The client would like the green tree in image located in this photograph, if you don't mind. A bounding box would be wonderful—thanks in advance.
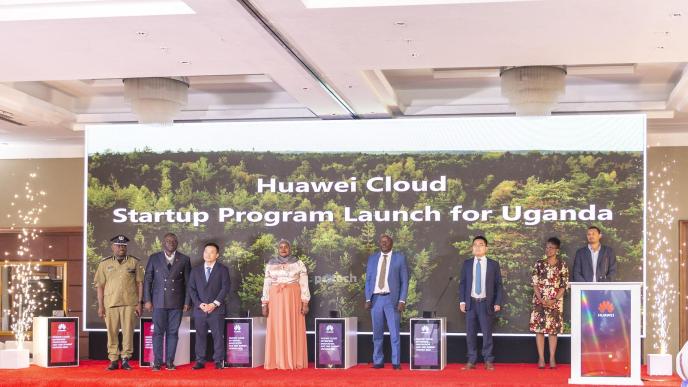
[86,149,642,333]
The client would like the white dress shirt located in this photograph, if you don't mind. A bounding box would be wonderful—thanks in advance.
[203,261,221,306]
[164,251,175,265]
[588,245,600,282]
[373,250,393,294]
[470,256,487,299]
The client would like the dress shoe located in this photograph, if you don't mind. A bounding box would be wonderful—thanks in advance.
[151,364,161,371]
[192,362,205,370]
[392,364,401,370]
[549,360,557,369]
[372,363,384,369]
[537,360,545,369]
[106,361,119,371]
[215,361,225,369]
[485,362,495,371]
[121,358,132,371]
[462,363,476,370]
[166,362,176,371]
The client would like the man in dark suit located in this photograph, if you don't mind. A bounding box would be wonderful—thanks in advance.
[365,234,409,370]
[572,225,617,282]
[188,242,230,370]
[458,235,504,371]
[143,233,191,371]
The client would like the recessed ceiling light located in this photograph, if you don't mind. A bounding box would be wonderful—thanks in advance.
[0,0,194,22]
[302,0,531,8]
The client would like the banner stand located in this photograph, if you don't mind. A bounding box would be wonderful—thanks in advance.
[410,317,446,371]
[569,282,642,385]
[33,317,79,368]
[225,317,266,368]
[315,317,357,369]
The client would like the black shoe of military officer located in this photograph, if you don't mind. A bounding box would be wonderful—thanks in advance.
[121,358,132,370]
[151,363,161,371]
[192,361,205,370]
[166,362,176,371]
[106,360,119,371]
[215,361,225,369]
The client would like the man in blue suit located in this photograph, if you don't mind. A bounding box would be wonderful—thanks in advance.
[143,233,192,371]
[188,242,230,370]
[572,225,617,282]
[365,234,409,370]
[458,235,504,371]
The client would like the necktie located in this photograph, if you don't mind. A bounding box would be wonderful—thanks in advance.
[378,254,389,290]
[167,262,172,270]
[205,266,211,282]
[475,259,482,295]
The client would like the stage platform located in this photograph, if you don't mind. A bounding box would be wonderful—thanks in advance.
[0,361,681,386]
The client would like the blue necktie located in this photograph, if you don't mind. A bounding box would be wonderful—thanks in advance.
[205,266,211,282]
[475,259,482,295]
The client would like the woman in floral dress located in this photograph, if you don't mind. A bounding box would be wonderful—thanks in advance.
[529,237,569,369]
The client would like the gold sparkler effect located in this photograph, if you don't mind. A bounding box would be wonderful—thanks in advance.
[647,159,678,355]
[8,263,42,348]
[5,171,50,350]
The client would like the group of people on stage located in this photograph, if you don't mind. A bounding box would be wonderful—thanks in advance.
[94,225,616,371]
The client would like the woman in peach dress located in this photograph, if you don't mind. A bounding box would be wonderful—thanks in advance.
[261,239,310,370]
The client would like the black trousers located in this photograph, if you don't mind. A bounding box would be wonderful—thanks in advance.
[193,311,225,363]
[465,300,495,363]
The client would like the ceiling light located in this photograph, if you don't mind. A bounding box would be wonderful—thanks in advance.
[123,77,189,125]
[0,1,194,22]
[302,0,531,8]
[500,66,566,116]
[433,67,500,79]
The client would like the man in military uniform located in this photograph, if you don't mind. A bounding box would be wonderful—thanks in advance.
[94,234,144,371]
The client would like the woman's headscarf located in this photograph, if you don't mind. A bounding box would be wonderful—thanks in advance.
[268,239,298,264]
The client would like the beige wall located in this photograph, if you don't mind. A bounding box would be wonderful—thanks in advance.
[0,158,84,228]
[647,147,688,358]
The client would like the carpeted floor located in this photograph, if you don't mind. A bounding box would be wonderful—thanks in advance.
[0,361,682,386]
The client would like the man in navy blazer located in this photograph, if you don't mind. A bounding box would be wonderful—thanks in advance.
[458,236,504,370]
[188,242,230,369]
[572,226,617,282]
[365,234,409,370]
[143,233,191,371]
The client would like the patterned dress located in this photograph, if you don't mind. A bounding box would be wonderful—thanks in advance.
[529,258,569,334]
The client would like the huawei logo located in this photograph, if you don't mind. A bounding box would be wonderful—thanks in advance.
[598,300,614,314]
[58,323,67,332]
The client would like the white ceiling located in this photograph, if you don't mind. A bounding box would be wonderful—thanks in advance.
[1,0,688,158]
